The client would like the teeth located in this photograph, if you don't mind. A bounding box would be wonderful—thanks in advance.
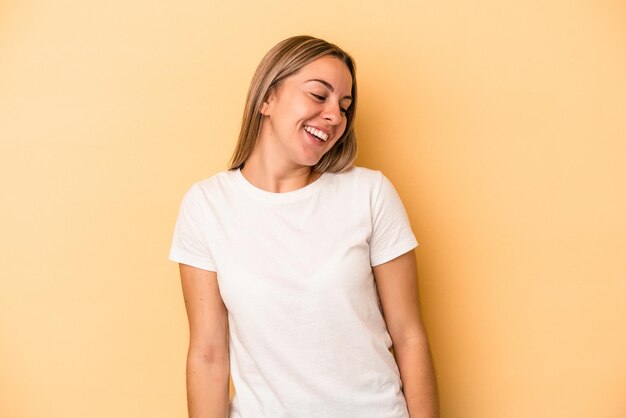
[304,126,329,141]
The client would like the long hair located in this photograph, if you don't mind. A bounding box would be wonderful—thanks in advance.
[229,35,358,173]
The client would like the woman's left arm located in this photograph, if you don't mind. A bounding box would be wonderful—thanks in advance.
[373,249,439,418]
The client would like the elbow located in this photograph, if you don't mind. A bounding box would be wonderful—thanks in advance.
[392,331,430,352]
[188,343,230,365]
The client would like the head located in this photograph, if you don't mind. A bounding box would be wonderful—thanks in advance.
[229,35,358,173]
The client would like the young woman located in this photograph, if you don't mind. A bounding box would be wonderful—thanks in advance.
[170,35,439,418]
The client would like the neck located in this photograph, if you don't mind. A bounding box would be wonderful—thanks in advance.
[241,149,320,193]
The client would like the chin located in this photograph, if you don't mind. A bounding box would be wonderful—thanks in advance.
[295,144,331,167]
[300,155,323,167]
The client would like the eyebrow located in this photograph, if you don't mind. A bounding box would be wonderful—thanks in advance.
[306,79,353,102]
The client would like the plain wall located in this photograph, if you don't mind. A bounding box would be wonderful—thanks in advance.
[1,1,625,417]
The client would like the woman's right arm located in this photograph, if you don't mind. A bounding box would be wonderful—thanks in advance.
[179,263,230,418]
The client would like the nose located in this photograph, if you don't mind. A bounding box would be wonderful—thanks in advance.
[322,101,343,125]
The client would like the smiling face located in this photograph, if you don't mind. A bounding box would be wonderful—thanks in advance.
[258,55,354,169]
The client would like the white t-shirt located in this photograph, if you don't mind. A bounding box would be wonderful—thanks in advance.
[169,166,418,418]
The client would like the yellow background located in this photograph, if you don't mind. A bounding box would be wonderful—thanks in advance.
[1,1,625,417]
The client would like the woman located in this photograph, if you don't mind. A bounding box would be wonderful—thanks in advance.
[170,35,439,418]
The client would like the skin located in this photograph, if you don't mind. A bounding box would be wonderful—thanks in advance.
[180,265,229,418]
[242,55,353,192]
[373,250,440,417]
[179,55,439,417]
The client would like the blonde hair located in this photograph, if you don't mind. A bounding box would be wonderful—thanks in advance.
[229,35,358,173]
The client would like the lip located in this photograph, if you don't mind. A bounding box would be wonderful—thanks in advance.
[304,125,331,137]
[304,124,331,141]
[302,126,329,146]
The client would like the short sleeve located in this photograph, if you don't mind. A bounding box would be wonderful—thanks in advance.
[369,173,418,266]
[169,184,217,271]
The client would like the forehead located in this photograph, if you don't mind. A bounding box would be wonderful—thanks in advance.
[289,56,353,94]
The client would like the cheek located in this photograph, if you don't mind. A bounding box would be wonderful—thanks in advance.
[328,123,348,148]
[337,119,349,137]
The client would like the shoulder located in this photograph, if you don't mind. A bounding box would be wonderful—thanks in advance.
[187,169,238,195]
[331,166,406,207]
[191,169,236,192]
[180,169,238,206]
[321,166,391,208]
[328,165,385,188]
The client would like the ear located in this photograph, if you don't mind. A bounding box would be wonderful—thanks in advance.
[260,88,276,116]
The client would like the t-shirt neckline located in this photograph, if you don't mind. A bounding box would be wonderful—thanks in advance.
[232,168,329,203]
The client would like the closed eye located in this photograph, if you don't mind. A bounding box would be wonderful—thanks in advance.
[310,93,349,116]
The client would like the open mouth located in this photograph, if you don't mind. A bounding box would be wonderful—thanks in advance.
[304,125,329,142]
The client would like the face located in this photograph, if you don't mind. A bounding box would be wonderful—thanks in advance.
[259,55,353,168]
